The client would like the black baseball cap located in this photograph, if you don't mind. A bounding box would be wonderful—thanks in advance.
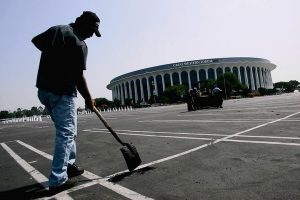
[79,11,101,37]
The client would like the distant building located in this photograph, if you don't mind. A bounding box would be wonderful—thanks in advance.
[107,57,276,104]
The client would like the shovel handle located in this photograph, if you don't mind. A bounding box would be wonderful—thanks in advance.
[93,107,125,146]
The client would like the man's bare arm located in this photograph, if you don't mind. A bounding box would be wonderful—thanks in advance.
[76,71,95,110]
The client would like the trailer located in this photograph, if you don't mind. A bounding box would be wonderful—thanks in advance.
[187,95,223,111]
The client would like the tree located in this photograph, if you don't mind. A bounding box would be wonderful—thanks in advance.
[199,79,216,91]
[216,72,244,97]
[124,98,133,106]
[30,106,39,115]
[42,107,49,115]
[163,85,187,103]
[38,106,44,114]
[113,98,122,107]
[14,108,23,118]
[23,109,33,117]
[273,81,299,92]
[159,95,170,104]
[258,87,268,96]
[1,106,48,119]
[148,95,156,104]
[0,111,9,119]
[95,98,113,108]
[289,80,299,90]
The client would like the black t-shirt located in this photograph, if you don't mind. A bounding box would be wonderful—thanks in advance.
[32,25,87,96]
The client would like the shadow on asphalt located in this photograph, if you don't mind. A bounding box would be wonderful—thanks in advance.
[0,183,49,200]
[108,166,156,183]
[0,167,156,199]
[180,107,216,113]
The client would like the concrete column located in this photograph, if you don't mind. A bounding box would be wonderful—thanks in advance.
[120,84,124,104]
[179,71,182,85]
[214,68,217,80]
[114,87,117,100]
[134,79,138,103]
[116,85,120,100]
[269,70,273,88]
[259,68,264,88]
[140,78,145,102]
[244,69,249,88]
[129,81,133,99]
[238,67,242,83]
[205,68,208,80]
[115,86,118,100]
[250,67,255,90]
[124,82,128,99]
[187,70,192,90]
[161,74,165,91]
[267,70,272,88]
[264,69,268,88]
[263,69,268,88]
[170,72,174,86]
[196,68,200,83]
[118,84,121,103]
[153,75,158,96]
[266,69,270,88]
[113,87,116,100]
[255,68,260,89]
[261,69,265,88]
[146,76,150,100]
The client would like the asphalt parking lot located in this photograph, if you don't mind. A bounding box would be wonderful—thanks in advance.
[1,92,300,200]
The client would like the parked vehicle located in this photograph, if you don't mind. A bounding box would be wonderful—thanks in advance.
[193,95,223,109]
[187,94,223,111]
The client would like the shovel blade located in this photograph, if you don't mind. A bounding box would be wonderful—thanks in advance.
[120,143,142,171]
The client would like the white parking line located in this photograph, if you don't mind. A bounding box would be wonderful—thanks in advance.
[220,104,300,111]
[139,119,269,123]
[0,143,73,200]
[86,128,227,137]
[85,128,300,140]
[84,130,214,141]
[224,139,300,146]
[178,113,300,117]
[105,111,300,178]
[39,181,99,200]
[139,119,300,123]
[16,140,154,200]
[0,143,49,188]
[6,111,298,199]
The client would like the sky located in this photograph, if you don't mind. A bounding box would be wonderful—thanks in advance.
[0,0,299,111]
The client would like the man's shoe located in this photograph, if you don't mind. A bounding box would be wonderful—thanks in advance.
[49,178,78,194]
[67,163,84,178]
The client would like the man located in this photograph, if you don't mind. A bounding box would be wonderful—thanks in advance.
[212,85,221,96]
[32,11,100,193]
[212,85,223,108]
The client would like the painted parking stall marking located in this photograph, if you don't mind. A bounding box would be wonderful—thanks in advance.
[0,140,153,200]
[98,111,300,179]
[15,140,154,200]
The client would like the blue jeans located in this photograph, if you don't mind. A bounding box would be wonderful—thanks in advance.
[38,89,77,187]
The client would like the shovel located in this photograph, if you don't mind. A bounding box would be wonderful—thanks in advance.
[93,107,142,171]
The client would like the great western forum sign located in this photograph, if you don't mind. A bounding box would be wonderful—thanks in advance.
[172,59,218,67]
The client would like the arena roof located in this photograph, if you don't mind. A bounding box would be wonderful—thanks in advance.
[109,57,275,84]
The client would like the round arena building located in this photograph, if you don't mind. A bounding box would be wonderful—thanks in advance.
[107,57,276,104]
